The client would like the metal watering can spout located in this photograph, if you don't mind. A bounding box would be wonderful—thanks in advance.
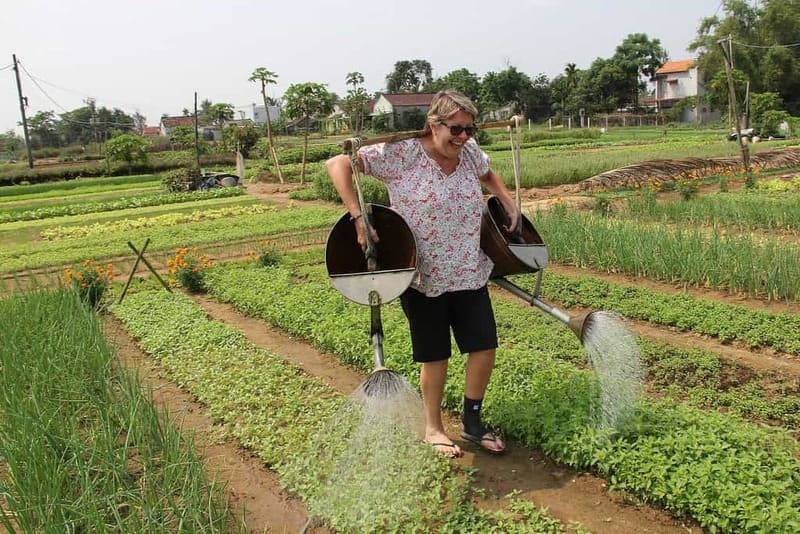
[491,277,597,346]
[568,311,596,344]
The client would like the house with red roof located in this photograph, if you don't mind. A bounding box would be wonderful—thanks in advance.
[159,115,195,137]
[141,126,162,137]
[372,93,436,130]
[647,59,721,123]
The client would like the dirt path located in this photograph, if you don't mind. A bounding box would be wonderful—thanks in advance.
[185,294,698,533]
[103,317,321,534]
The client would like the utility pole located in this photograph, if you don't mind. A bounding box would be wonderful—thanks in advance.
[718,35,751,178]
[12,54,34,169]
[194,91,200,170]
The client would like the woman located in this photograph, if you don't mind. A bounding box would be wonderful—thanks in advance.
[326,90,518,456]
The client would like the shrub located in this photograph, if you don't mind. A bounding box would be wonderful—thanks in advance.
[277,144,341,165]
[106,134,150,171]
[161,166,200,192]
[61,259,114,309]
[167,247,211,293]
[312,172,389,205]
[676,171,700,200]
[475,129,492,146]
[246,240,281,267]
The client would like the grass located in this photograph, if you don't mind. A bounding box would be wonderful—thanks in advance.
[0,288,234,531]
[623,188,800,233]
[0,203,340,273]
[0,195,261,248]
[531,204,800,301]
[0,174,161,202]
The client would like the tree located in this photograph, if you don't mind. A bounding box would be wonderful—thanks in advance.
[207,103,234,129]
[27,111,60,148]
[199,99,214,125]
[342,71,370,135]
[132,112,147,134]
[612,33,668,110]
[106,133,149,173]
[223,122,260,158]
[522,74,553,122]
[56,102,136,148]
[479,66,533,115]
[0,130,22,159]
[59,106,95,146]
[576,58,630,114]
[385,59,433,93]
[171,124,208,153]
[249,67,284,182]
[283,82,334,183]
[686,1,800,115]
[346,71,364,89]
[564,63,579,88]
[424,68,481,102]
[551,64,585,120]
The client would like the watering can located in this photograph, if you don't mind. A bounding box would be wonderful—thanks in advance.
[480,197,597,344]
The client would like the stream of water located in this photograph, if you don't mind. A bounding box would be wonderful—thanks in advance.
[582,311,644,430]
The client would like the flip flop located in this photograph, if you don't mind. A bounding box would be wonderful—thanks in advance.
[460,430,506,455]
[426,441,463,458]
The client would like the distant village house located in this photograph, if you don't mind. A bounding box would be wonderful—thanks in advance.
[372,93,436,130]
[648,59,721,124]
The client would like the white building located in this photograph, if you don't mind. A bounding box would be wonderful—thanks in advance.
[251,103,282,125]
[649,59,721,124]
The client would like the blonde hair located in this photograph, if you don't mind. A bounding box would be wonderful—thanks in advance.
[425,90,478,132]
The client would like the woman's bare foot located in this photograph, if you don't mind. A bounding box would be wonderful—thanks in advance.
[425,430,463,457]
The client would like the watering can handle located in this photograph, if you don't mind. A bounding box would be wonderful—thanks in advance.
[344,139,379,271]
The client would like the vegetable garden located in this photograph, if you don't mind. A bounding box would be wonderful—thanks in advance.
[2,126,800,532]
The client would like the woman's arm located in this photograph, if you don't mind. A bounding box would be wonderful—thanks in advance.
[325,153,377,248]
[326,154,363,220]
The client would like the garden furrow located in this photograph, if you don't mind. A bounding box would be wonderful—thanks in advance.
[102,315,314,533]
[111,289,582,532]
[198,261,800,532]
[189,293,692,534]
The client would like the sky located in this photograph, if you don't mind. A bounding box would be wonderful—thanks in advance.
[1,0,724,134]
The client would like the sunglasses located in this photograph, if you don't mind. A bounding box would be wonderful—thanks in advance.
[439,121,478,137]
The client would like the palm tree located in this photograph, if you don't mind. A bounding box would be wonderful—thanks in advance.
[564,63,579,88]
[346,71,364,90]
[249,67,283,183]
[344,71,368,134]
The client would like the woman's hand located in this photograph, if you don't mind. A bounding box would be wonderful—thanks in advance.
[353,215,380,252]
[500,198,519,234]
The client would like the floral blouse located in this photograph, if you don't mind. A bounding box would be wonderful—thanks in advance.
[359,138,493,297]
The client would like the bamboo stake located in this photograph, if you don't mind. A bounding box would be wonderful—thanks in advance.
[341,119,519,153]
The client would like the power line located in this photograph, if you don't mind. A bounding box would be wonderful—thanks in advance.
[15,59,143,128]
[16,60,136,129]
[17,60,70,113]
[732,39,800,49]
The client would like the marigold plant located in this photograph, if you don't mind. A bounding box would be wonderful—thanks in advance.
[245,240,281,267]
[62,259,114,308]
[676,171,699,201]
[167,246,211,293]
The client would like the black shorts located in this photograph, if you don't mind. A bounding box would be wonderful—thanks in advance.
[399,286,498,363]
